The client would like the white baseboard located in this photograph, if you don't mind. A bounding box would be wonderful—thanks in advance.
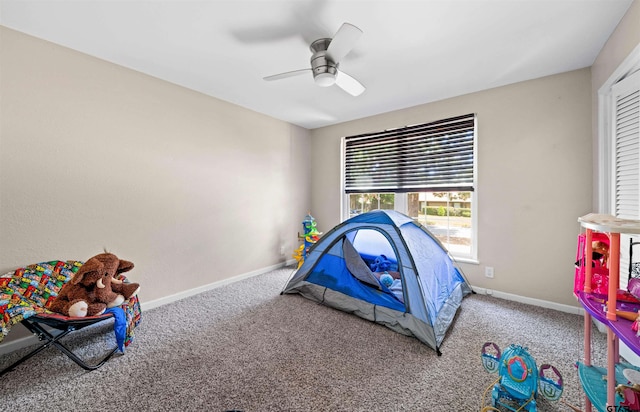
[0,260,296,356]
[0,334,41,357]
[470,286,583,316]
[140,260,294,311]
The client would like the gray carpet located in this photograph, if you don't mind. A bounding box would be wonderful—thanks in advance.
[0,267,607,411]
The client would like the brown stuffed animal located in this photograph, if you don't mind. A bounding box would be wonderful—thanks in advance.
[49,252,140,317]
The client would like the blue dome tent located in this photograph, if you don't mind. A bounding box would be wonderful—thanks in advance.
[282,210,473,355]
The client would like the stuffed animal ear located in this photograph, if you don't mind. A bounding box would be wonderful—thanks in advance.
[117,260,134,274]
[72,260,103,284]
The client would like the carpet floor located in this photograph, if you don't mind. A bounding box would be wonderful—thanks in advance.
[0,267,609,411]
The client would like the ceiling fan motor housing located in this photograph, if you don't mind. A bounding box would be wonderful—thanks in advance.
[262,23,364,96]
[310,39,337,86]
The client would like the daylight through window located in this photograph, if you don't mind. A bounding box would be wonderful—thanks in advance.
[343,114,476,259]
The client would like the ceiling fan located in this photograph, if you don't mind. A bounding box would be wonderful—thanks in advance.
[263,23,365,97]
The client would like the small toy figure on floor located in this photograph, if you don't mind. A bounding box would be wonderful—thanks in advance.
[480,342,563,412]
[301,213,322,252]
[293,213,322,269]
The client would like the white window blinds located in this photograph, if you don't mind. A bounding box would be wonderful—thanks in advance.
[613,69,640,285]
[614,70,640,219]
[344,113,476,194]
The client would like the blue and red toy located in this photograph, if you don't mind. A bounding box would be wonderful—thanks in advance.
[481,342,563,411]
[293,213,322,269]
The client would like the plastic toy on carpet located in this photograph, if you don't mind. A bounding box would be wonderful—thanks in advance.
[292,213,322,268]
[480,342,563,411]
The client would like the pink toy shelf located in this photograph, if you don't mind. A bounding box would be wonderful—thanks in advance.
[575,213,640,412]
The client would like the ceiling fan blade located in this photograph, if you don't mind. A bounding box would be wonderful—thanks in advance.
[263,69,311,81]
[335,70,365,96]
[326,23,362,63]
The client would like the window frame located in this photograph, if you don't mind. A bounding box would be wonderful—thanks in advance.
[597,44,640,288]
[340,115,478,262]
[612,69,640,219]
[598,43,640,214]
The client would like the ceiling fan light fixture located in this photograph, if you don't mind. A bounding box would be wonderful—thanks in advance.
[264,22,365,96]
[314,72,335,87]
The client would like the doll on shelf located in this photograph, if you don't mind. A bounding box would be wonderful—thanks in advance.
[612,309,640,334]
[616,384,640,412]
[592,240,610,268]
[622,310,640,336]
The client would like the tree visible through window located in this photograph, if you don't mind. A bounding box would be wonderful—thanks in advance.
[408,191,472,256]
[348,193,394,217]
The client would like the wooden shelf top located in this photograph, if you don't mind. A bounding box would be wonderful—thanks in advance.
[578,213,640,234]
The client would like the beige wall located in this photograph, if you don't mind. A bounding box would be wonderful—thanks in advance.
[0,27,311,341]
[310,68,593,306]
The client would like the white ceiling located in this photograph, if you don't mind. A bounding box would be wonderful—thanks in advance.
[0,0,634,129]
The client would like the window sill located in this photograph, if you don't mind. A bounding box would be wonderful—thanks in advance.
[452,257,479,265]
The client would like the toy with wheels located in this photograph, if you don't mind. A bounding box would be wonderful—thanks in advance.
[480,342,563,412]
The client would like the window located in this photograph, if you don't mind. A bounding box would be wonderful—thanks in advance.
[612,69,640,282]
[348,193,394,217]
[408,191,473,256]
[598,43,640,288]
[613,69,640,220]
[342,114,477,260]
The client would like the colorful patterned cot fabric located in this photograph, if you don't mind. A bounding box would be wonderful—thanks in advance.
[0,260,141,347]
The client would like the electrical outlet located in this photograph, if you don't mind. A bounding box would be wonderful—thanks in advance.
[280,245,286,256]
[485,266,494,278]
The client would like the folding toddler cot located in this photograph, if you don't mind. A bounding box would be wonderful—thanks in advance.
[0,260,141,376]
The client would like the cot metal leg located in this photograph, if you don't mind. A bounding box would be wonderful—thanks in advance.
[0,327,73,377]
[0,319,118,377]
